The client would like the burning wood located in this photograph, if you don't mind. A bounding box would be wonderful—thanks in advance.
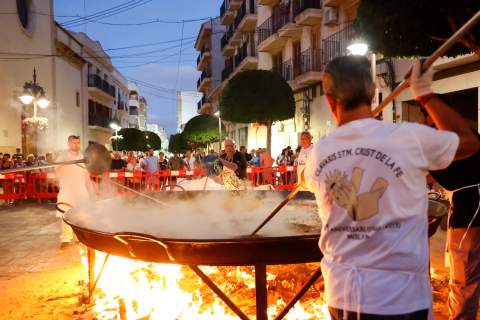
[79,249,330,320]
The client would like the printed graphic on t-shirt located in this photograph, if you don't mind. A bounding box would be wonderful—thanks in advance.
[325,167,389,221]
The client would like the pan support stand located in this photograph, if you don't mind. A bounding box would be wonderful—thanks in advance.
[87,247,110,303]
[189,263,323,320]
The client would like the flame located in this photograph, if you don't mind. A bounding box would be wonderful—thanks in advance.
[81,248,330,319]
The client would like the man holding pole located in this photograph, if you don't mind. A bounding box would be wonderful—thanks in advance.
[302,56,478,319]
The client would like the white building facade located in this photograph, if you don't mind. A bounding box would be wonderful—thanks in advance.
[0,0,89,154]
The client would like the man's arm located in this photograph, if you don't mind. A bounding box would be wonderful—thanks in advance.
[219,158,238,171]
[410,61,479,160]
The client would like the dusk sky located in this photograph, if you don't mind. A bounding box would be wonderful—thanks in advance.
[54,0,223,134]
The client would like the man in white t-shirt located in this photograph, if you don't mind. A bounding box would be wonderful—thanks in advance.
[297,131,313,180]
[302,56,478,319]
[55,135,94,247]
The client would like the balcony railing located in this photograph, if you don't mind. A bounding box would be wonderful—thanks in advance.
[88,74,115,97]
[129,106,139,116]
[222,64,234,81]
[197,46,211,65]
[197,70,212,88]
[88,100,111,128]
[293,0,322,16]
[197,96,209,111]
[234,0,256,29]
[234,38,257,67]
[299,48,322,74]
[321,24,355,67]
[257,4,293,44]
[221,25,235,50]
[272,59,293,81]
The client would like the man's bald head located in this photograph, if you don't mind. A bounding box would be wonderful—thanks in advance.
[224,138,236,156]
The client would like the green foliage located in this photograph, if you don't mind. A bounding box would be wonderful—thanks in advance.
[355,0,480,58]
[168,133,189,153]
[143,131,162,150]
[220,70,295,124]
[182,114,226,144]
[115,128,143,151]
[114,128,161,151]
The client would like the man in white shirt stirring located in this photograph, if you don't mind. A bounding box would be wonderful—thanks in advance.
[302,56,478,319]
[56,135,94,248]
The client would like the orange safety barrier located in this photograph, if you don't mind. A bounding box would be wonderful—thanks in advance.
[0,173,27,200]
[27,172,59,199]
[0,166,298,201]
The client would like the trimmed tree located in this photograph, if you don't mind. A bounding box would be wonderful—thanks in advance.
[143,131,162,150]
[114,128,161,151]
[355,0,480,57]
[168,133,189,153]
[220,70,295,153]
[115,128,144,151]
[182,114,226,146]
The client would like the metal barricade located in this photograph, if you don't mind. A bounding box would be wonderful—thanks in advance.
[0,173,27,200]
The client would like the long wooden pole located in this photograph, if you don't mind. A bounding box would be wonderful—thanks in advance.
[372,10,480,117]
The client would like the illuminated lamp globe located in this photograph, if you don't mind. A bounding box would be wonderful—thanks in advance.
[37,96,50,109]
[19,90,34,105]
[347,42,369,56]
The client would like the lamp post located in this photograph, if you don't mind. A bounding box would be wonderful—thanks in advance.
[214,110,222,151]
[19,68,50,118]
[18,68,50,155]
[109,121,121,151]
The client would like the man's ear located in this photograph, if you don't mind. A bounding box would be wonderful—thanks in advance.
[326,94,338,120]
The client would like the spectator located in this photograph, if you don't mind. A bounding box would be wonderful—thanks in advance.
[184,150,196,170]
[167,153,187,189]
[240,146,252,162]
[203,150,218,176]
[142,149,159,191]
[158,152,168,171]
[111,152,126,171]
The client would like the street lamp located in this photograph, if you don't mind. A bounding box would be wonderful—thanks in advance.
[110,120,121,151]
[18,68,50,118]
[347,40,378,108]
[214,110,222,151]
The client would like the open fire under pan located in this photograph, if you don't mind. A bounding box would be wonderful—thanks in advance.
[65,191,324,320]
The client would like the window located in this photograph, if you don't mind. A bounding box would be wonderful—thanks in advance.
[16,0,30,30]
[76,91,80,107]
[238,127,248,147]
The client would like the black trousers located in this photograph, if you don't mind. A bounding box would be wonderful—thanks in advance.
[329,307,429,320]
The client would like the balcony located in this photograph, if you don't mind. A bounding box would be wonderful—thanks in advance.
[196,46,211,71]
[220,0,235,25]
[222,64,234,82]
[296,48,323,87]
[321,24,355,67]
[294,0,323,26]
[197,70,212,92]
[257,6,301,52]
[233,39,258,73]
[88,100,112,129]
[197,96,212,114]
[129,99,139,108]
[194,25,212,50]
[233,0,257,33]
[88,74,115,100]
[221,26,238,56]
[272,58,293,81]
[258,0,279,6]
[226,0,243,11]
